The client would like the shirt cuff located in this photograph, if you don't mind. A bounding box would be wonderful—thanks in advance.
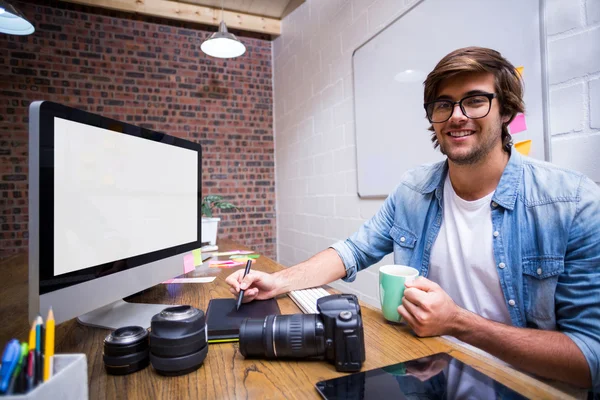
[563,331,599,392]
[329,239,359,282]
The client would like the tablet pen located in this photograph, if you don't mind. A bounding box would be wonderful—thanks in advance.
[236,260,253,311]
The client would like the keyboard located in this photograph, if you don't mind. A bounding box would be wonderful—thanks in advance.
[288,287,331,314]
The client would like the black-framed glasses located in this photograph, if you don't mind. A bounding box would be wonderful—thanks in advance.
[424,93,497,123]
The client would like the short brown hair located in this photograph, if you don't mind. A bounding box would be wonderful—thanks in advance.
[423,47,525,152]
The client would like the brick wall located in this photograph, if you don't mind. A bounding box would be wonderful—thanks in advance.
[0,1,276,259]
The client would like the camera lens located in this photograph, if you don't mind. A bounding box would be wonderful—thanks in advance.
[239,314,326,359]
[149,305,208,376]
[103,326,150,375]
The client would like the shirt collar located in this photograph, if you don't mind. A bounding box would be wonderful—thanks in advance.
[423,150,523,210]
[492,150,523,210]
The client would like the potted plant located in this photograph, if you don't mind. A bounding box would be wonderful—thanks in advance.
[201,195,238,245]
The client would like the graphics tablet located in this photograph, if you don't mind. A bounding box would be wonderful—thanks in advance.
[205,298,280,343]
[315,352,527,399]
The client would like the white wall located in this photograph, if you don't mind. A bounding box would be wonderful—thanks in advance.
[273,0,600,308]
[547,0,600,182]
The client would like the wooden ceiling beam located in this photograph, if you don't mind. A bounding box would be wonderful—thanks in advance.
[61,0,281,36]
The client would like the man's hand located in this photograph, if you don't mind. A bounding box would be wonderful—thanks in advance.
[225,270,281,303]
[404,355,449,381]
[397,277,462,337]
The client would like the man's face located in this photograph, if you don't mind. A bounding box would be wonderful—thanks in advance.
[432,72,508,165]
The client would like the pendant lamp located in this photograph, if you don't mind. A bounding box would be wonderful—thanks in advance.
[200,0,246,59]
[0,0,35,35]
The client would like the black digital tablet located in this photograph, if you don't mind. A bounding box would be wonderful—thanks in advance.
[205,298,280,343]
[315,352,527,399]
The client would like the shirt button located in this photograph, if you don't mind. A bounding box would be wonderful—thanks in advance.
[493,231,500,237]
[508,299,516,306]
[400,237,406,242]
[498,262,506,269]
[537,268,542,275]
[491,201,498,208]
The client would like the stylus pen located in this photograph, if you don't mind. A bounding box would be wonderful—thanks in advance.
[236,260,253,311]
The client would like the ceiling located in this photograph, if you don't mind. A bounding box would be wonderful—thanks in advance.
[60,0,305,36]
[182,0,303,19]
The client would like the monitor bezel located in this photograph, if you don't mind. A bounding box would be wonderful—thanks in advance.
[30,101,202,296]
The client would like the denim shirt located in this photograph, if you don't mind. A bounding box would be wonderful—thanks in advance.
[331,151,600,391]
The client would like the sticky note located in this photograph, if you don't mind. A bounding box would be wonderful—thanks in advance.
[208,260,245,268]
[192,249,202,266]
[509,113,527,134]
[165,277,216,283]
[514,139,532,156]
[212,250,253,257]
[230,254,260,259]
[516,66,524,79]
[184,253,195,273]
[227,257,257,264]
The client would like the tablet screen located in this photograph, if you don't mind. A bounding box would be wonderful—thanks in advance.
[315,352,527,399]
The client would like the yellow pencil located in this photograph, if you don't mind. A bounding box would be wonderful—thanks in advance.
[28,319,36,351]
[43,308,55,381]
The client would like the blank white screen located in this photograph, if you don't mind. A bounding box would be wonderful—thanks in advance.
[53,117,198,276]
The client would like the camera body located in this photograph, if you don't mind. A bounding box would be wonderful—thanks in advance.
[239,293,365,372]
[317,294,365,372]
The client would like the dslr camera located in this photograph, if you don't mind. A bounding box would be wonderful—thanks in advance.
[239,294,365,372]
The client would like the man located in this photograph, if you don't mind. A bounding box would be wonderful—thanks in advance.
[226,47,600,391]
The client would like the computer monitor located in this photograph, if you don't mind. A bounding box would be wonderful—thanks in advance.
[28,101,202,330]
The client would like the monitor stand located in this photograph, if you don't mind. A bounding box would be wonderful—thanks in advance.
[77,299,169,330]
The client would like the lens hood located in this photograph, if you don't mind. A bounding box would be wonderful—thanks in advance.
[149,305,209,376]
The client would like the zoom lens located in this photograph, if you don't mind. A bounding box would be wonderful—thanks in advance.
[149,305,208,376]
[239,314,326,359]
[103,326,150,375]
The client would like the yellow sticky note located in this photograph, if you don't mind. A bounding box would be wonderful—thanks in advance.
[192,249,202,266]
[515,66,524,79]
[514,140,532,156]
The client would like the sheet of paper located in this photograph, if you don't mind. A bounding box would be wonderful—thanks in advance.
[509,113,527,134]
[162,277,216,284]
[183,253,195,273]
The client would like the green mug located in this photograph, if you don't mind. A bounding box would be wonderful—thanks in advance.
[379,265,419,322]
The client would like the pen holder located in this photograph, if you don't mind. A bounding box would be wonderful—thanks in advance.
[6,354,88,400]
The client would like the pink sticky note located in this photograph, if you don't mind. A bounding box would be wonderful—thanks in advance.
[509,113,527,134]
[183,253,195,273]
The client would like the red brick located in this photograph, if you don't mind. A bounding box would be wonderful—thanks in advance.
[0,0,276,259]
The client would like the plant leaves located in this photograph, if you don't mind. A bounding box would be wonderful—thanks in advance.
[214,202,236,209]
[201,204,212,218]
[203,195,224,203]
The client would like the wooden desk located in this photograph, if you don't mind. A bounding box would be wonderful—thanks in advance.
[0,240,583,399]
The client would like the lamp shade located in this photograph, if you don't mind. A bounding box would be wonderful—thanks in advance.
[201,21,246,59]
[0,0,34,35]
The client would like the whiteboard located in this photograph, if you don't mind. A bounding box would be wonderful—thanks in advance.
[353,0,550,198]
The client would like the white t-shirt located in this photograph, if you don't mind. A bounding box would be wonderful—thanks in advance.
[428,175,511,399]
[429,174,511,325]
[428,175,512,398]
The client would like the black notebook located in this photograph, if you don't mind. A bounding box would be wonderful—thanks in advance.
[205,298,280,343]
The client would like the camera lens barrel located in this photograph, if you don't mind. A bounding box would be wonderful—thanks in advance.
[149,305,208,376]
[103,326,150,375]
[239,314,325,359]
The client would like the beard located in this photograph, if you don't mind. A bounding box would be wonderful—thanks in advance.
[438,120,504,165]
